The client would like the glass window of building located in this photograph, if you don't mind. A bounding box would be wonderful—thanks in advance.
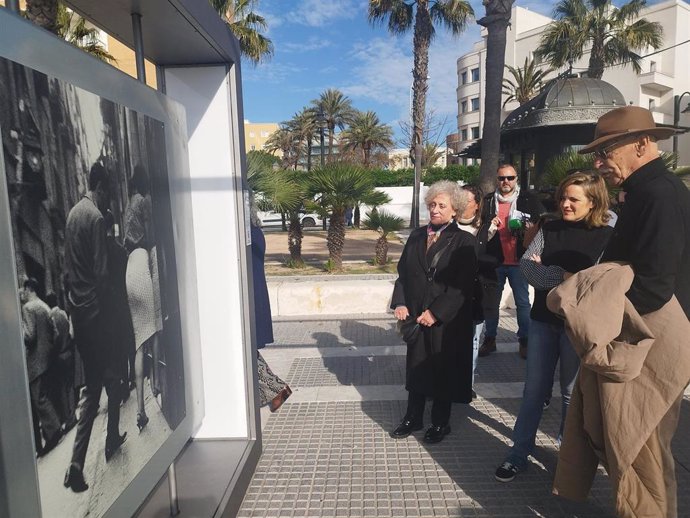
[461,129,468,141]
[260,130,270,137]
[471,97,480,111]
[471,126,479,139]
[471,68,479,82]
[461,100,467,113]
[461,71,467,84]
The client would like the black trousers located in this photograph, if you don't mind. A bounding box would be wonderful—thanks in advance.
[405,391,451,426]
[69,311,121,470]
[29,373,61,449]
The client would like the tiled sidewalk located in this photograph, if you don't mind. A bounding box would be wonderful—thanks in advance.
[239,312,690,518]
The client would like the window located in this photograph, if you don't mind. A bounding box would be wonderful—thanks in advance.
[461,100,467,113]
[249,131,256,138]
[471,68,480,82]
[471,97,480,111]
[650,61,657,72]
[260,130,270,137]
[251,145,256,150]
[461,71,468,85]
[461,129,468,141]
[649,98,656,110]
[471,126,480,139]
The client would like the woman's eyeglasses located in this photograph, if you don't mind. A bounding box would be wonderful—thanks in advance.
[497,175,516,181]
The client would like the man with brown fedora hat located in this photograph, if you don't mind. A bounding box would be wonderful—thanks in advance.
[567,105,690,517]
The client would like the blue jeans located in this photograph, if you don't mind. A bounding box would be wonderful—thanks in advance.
[506,319,580,468]
[472,322,483,386]
[484,265,530,340]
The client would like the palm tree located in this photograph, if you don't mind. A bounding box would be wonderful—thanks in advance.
[286,108,319,171]
[56,5,115,62]
[210,0,274,65]
[264,126,300,169]
[311,89,355,163]
[535,0,663,80]
[339,110,394,167]
[502,57,552,107]
[478,0,516,197]
[362,209,404,265]
[421,143,445,168]
[369,0,473,228]
[306,164,391,270]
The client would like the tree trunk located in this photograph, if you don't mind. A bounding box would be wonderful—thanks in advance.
[26,0,59,34]
[327,210,346,270]
[375,236,388,265]
[587,33,605,79]
[478,1,514,196]
[328,123,335,163]
[354,204,360,228]
[411,1,431,229]
[287,213,304,267]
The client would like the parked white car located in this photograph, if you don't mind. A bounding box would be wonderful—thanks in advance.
[258,210,323,228]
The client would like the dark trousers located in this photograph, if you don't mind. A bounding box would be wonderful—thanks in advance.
[405,391,451,426]
[29,373,61,449]
[70,312,121,470]
[55,353,76,426]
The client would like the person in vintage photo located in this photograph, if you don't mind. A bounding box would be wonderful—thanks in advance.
[63,163,127,493]
[21,278,62,457]
[124,164,162,432]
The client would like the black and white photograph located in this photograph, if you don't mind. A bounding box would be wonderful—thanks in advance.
[0,55,186,518]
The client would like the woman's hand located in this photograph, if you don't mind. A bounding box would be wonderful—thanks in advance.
[394,306,409,321]
[416,309,437,327]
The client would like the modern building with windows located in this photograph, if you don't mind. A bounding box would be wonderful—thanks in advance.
[455,0,690,167]
[244,120,280,154]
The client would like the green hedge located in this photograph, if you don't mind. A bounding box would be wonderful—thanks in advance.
[368,164,480,187]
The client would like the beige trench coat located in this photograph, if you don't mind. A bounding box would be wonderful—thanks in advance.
[546,262,690,518]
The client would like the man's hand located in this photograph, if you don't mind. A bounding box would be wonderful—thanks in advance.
[416,309,437,327]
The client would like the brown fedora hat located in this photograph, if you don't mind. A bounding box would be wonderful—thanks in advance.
[579,105,680,154]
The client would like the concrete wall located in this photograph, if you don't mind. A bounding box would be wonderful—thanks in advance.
[267,275,531,317]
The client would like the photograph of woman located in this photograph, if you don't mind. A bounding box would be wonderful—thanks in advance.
[124,165,162,433]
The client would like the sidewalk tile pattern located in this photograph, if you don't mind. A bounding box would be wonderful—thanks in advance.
[239,315,690,518]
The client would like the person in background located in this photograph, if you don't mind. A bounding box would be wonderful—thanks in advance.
[45,292,77,432]
[479,165,545,359]
[494,172,612,483]
[22,278,62,456]
[249,189,292,412]
[390,180,477,444]
[457,185,498,394]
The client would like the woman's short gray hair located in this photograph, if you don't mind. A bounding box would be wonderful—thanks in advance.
[424,180,466,215]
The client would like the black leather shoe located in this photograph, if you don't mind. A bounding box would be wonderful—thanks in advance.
[41,430,62,456]
[64,463,89,492]
[423,424,451,444]
[105,432,127,462]
[390,419,423,439]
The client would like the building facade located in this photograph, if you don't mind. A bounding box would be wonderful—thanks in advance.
[456,0,690,166]
[244,120,280,154]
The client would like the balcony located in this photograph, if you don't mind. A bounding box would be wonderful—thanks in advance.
[638,71,674,94]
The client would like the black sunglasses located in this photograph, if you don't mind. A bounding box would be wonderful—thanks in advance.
[497,175,516,181]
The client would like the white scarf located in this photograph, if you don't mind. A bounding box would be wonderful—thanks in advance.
[494,184,520,218]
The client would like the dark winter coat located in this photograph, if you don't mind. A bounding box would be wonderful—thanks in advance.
[601,158,690,318]
[251,224,274,349]
[391,224,477,403]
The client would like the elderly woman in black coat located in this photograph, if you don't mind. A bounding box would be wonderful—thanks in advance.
[391,180,478,443]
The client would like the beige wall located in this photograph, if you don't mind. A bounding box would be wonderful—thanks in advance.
[244,121,279,155]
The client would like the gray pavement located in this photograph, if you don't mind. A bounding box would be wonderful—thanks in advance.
[239,311,690,518]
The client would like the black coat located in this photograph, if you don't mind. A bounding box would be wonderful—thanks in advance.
[481,190,546,264]
[391,225,477,403]
[602,158,690,318]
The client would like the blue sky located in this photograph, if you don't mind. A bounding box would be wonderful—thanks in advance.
[240,0,558,144]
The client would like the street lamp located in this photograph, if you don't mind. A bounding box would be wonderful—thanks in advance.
[316,106,327,168]
[673,91,690,169]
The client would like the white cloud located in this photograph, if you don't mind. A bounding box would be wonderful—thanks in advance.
[287,0,363,27]
[281,37,334,53]
[244,61,304,84]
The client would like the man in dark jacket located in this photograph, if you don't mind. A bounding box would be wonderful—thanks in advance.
[579,104,690,518]
[581,105,690,318]
[478,165,545,359]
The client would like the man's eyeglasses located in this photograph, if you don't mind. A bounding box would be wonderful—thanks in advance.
[592,135,643,160]
[497,175,516,181]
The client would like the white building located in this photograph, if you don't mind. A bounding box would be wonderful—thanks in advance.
[387,147,448,170]
[456,0,690,166]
